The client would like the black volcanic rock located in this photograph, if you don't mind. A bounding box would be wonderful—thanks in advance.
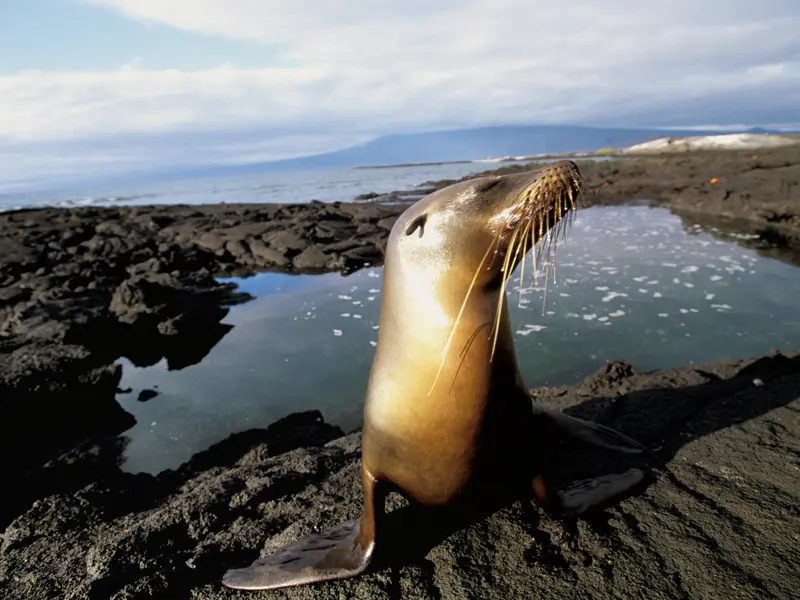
[1,354,798,599]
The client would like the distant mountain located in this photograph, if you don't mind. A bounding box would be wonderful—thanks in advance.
[100,124,796,188]
[179,124,783,178]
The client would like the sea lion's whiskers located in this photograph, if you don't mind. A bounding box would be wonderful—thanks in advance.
[428,236,500,395]
[539,209,555,314]
[553,195,566,284]
[540,198,578,314]
[548,225,559,285]
[517,220,530,307]
[550,216,562,285]
[490,220,525,360]
[560,198,573,244]
[541,231,552,316]
[450,321,492,393]
[490,184,540,360]
[530,224,538,287]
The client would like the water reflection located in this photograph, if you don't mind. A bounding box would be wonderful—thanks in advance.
[116,205,800,474]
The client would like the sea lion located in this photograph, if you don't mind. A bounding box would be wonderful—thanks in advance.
[222,160,645,591]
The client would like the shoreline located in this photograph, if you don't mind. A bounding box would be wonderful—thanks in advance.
[1,144,799,598]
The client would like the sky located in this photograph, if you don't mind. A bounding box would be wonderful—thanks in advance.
[0,0,799,189]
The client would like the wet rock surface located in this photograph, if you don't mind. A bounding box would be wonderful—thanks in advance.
[1,353,798,599]
[1,145,799,598]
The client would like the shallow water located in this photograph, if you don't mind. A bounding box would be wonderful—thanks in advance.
[116,205,800,474]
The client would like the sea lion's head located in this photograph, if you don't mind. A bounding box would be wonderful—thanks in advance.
[388,160,584,291]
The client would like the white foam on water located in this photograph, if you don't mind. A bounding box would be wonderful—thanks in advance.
[516,324,547,336]
[602,292,628,302]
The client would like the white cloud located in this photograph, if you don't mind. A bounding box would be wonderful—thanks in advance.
[1,0,799,184]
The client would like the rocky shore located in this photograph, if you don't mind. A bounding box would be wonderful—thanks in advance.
[2,353,798,599]
[0,199,408,526]
[1,144,799,599]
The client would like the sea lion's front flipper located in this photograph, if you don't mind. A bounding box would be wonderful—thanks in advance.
[221,518,373,591]
[533,469,644,517]
[532,404,644,453]
[222,469,384,591]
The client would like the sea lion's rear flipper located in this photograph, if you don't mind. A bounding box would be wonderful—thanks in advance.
[533,469,644,516]
[532,405,644,453]
[557,469,644,515]
[221,518,374,591]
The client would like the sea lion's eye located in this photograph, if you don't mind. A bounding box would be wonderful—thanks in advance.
[405,214,427,238]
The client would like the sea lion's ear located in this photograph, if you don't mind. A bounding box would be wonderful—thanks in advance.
[476,178,502,193]
[405,214,427,238]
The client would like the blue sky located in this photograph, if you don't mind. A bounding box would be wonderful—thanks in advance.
[0,0,284,72]
[0,0,798,189]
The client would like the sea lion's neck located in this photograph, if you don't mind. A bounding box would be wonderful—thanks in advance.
[365,260,525,412]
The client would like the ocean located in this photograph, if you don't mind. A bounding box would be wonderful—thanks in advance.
[0,160,525,212]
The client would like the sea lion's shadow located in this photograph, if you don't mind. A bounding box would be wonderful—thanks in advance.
[367,351,800,573]
[553,352,800,489]
[369,490,523,571]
